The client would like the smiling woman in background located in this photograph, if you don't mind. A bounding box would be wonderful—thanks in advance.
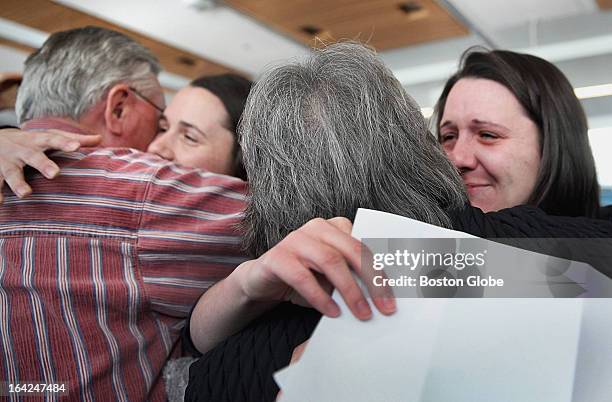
[435,49,601,218]
[148,73,251,180]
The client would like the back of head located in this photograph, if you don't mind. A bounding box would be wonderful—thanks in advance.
[240,41,467,257]
[435,48,600,217]
[16,26,161,124]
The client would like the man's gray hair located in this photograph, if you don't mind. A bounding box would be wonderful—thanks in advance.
[16,26,161,123]
[239,41,468,257]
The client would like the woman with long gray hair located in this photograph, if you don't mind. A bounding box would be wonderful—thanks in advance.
[184,42,612,402]
[240,41,467,258]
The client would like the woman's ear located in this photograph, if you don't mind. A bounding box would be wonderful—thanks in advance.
[104,84,131,137]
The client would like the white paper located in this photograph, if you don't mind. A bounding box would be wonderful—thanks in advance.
[276,208,590,402]
[350,208,475,240]
[571,299,612,402]
[277,299,447,401]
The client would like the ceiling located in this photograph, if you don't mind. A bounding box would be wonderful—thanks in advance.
[46,1,612,111]
[0,0,237,85]
[225,0,468,50]
[0,0,611,184]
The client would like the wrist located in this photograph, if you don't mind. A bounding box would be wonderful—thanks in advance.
[231,259,279,312]
[230,260,255,304]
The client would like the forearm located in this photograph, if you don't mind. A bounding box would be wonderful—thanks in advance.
[189,260,277,354]
[189,217,397,354]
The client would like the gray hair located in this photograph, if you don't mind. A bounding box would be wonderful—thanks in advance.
[16,26,161,123]
[239,41,468,257]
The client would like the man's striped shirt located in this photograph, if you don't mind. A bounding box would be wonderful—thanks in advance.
[0,128,248,401]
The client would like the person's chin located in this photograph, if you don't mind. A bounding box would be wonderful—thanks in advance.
[467,188,497,212]
[466,184,492,197]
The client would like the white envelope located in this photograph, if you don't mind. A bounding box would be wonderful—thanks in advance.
[276,208,606,402]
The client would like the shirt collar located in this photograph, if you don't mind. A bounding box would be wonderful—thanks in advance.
[21,117,98,135]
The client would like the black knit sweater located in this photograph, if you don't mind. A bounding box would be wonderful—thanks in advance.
[184,205,612,402]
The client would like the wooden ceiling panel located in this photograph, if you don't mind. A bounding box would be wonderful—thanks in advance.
[597,0,612,9]
[0,0,240,80]
[226,0,469,51]
[0,37,34,54]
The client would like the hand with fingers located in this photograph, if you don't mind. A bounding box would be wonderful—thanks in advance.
[0,128,102,203]
[235,217,397,321]
[189,216,397,354]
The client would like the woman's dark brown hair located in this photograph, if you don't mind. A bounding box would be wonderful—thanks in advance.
[435,48,600,217]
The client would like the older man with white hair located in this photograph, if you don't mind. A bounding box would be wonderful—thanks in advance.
[0,26,249,401]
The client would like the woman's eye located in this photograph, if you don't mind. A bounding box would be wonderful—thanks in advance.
[440,132,456,143]
[157,119,169,133]
[183,131,199,143]
[479,131,497,140]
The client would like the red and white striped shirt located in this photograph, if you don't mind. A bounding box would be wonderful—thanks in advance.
[0,120,248,401]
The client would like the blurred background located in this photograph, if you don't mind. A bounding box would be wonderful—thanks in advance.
[0,0,610,202]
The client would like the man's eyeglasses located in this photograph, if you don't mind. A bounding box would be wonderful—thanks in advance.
[129,86,165,114]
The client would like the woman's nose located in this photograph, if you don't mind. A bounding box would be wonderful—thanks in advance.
[147,133,175,161]
[448,134,477,171]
